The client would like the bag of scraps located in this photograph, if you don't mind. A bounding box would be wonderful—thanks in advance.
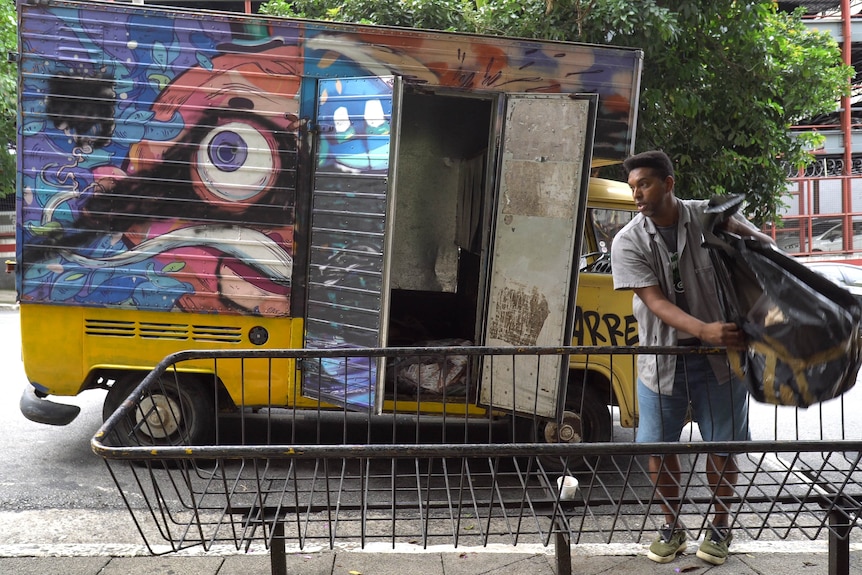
[702,195,862,407]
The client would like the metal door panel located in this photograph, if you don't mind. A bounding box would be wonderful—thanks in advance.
[480,94,597,418]
[303,76,401,413]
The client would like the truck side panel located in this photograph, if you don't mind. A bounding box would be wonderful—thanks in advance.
[18,5,299,316]
[16,0,642,407]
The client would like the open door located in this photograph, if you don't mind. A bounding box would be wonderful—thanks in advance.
[479,94,597,419]
[302,76,402,413]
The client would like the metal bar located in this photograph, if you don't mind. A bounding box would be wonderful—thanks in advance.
[271,521,287,575]
[554,528,571,575]
[829,508,851,575]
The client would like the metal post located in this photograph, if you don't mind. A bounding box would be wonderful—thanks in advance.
[554,526,572,575]
[828,509,851,575]
[271,521,287,575]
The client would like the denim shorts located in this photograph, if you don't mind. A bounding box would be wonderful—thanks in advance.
[636,353,750,444]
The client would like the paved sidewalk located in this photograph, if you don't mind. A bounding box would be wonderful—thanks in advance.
[0,542,860,575]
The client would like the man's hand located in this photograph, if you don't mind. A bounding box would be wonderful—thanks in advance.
[699,322,747,350]
[634,286,749,350]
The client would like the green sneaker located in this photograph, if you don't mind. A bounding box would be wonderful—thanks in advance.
[696,526,733,565]
[647,524,687,563]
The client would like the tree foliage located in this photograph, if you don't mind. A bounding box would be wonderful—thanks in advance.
[261,0,852,224]
[595,1,852,225]
[0,0,15,198]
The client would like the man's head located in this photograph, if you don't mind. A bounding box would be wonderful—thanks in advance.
[624,150,677,226]
[622,150,674,180]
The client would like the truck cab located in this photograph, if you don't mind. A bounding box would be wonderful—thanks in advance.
[566,177,638,442]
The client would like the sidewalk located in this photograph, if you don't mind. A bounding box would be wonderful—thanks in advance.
[0,543,858,575]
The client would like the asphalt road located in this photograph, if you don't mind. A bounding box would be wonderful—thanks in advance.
[0,309,144,552]
[0,309,111,510]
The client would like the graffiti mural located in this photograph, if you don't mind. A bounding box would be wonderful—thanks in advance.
[19,5,639,319]
[19,10,299,315]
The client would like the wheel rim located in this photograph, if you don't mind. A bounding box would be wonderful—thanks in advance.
[135,394,182,439]
[543,410,584,444]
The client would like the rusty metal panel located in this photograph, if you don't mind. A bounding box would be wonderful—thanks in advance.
[480,94,596,418]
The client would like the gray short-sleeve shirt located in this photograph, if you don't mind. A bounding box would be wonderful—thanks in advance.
[610,199,755,394]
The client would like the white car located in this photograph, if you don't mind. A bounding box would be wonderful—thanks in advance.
[811,222,862,252]
[803,261,862,300]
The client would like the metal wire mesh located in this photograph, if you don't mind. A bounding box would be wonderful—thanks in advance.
[91,346,862,568]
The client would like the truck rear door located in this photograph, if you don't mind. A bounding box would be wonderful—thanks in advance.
[479,93,597,419]
[302,75,401,412]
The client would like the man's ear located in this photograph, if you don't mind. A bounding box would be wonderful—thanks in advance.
[664,175,675,193]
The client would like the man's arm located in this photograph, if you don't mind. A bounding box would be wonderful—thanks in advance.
[723,217,776,246]
[634,285,747,350]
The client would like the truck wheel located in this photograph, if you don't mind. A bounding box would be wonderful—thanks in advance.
[102,373,216,447]
[514,384,612,472]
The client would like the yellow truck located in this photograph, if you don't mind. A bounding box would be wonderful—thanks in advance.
[15,0,639,447]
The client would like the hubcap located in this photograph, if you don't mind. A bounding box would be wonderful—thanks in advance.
[544,409,584,444]
[135,394,181,439]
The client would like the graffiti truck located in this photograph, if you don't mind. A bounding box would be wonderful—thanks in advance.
[15,0,642,448]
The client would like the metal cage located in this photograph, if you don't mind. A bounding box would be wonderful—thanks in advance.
[91,346,862,575]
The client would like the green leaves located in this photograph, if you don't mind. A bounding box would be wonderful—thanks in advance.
[218,0,855,225]
[0,0,15,199]
[261,0,477,31]
[599,2,851,224]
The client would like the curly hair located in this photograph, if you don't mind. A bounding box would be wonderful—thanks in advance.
[622,150,674,180]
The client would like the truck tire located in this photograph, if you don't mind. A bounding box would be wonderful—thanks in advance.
[102,373,216,448]
[514,383,612,472]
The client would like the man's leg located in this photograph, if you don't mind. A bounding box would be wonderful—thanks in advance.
[637,376,688,563]
[650,453,682,526]
[688,361,749,566]
[696,453,738,565]
[706,452,738,529]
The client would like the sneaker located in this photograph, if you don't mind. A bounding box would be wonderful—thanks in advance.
[647,524,687,563]
[696,525,733,565]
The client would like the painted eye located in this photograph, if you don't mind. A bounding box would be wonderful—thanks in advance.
[333,106,352,133]
[208,130,248,172]
[194,121,278,203]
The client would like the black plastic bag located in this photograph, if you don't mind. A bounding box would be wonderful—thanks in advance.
[702,195,862,407]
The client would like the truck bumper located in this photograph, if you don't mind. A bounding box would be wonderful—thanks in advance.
[19,385,81,426]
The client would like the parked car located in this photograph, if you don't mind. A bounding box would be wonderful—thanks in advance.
[767,218,840,253]
[803,261,862,301]
[811,221,862,252]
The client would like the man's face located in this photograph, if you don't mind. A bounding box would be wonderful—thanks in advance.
[627,167,673,222]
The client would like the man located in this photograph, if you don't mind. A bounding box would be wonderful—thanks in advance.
[610,150,774,565]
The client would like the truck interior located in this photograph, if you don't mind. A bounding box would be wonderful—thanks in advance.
[387,89,495,350]
[382,89,496,399]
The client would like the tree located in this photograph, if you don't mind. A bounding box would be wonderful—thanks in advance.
[260,0,851,224]
[582,1,852,226]
[0,0,15,200]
